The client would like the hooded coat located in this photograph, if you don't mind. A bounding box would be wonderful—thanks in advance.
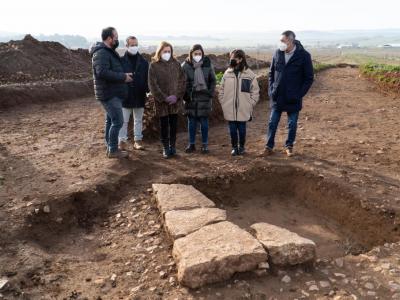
[268,40,314,112]
[90,42,128,102]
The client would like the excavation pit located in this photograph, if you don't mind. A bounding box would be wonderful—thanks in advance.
[157,165,400,287]
[180,165,399,260]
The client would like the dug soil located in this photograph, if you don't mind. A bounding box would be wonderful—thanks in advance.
[1,67,400,299]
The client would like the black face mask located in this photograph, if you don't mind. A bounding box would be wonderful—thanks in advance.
[112,39,119,50]
[229,59,237,68]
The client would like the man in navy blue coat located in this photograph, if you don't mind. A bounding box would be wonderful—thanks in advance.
[265,30,314,157]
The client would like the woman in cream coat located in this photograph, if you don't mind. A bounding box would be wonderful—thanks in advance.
[219,49,260,156]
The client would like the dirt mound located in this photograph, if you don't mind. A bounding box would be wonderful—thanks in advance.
[0,34,91,84]
[0,80,93,110]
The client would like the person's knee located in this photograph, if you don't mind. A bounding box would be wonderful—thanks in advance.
[288,118,298,129]
[269,119,278,129]
[114,116,123,129]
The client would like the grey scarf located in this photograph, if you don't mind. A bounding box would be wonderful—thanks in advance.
[193,60,207,91]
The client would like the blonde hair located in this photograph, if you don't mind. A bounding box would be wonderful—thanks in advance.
[152,41,174,62]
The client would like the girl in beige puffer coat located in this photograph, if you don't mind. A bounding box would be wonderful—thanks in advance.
[219,49,260,156]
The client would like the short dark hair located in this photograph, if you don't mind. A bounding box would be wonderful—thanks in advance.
[101,27,116,41]
[188,44,205,63]
[126,36,137,45]
[230,49,248,71]
[282,30,296,41]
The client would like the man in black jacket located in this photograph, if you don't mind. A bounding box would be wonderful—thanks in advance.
[118,36,149,151]
[265,30,314,157]
[90,27,132,159]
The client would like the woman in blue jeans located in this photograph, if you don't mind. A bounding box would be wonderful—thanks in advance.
[181,44,217,154]
[219,49,260,156]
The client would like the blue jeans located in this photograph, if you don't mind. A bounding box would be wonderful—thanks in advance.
[188,116,209,145]
[228,121,246,148]
[266,108,299,149]
[101,97,124,153]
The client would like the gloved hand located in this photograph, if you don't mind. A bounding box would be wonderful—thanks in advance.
[165,95,177,105]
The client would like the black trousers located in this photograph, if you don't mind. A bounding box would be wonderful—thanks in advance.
[228,121,246,148]
[160,114,178,147]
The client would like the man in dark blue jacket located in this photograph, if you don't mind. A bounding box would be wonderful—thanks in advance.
[90,27,132,159]
[265,30,314,157]
[118,36,149,151]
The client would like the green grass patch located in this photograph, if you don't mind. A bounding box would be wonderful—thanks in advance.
[215,72,224,85]
[313,61,335,73]
[360,62,400,92]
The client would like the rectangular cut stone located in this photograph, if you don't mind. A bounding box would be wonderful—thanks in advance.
[250,223,316,266]
[152,184,215,215]
[173,221,268,288]
[164,207,226,239]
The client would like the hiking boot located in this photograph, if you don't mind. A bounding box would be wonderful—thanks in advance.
[201,144,209,154]
[231,147,239,156]
[119,140,128,151]
[133,141,145,150]
[107,150,129,159]
[185,144,196,153]
[285,147,294,157]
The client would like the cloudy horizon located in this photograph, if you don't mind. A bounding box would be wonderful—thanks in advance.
[2,0,400,39]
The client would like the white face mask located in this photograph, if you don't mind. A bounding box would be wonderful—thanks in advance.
[161,52,171,61]
[128,46,139,55]
[193,55,202,63]
[279,42,288,52]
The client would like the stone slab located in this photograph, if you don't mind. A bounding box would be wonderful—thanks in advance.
[173,221,268,288]
[152,184,215,215]
[164,207,227,239]
[251,222,316,266]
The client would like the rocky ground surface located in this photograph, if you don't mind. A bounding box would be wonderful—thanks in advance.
[0,67,400,299]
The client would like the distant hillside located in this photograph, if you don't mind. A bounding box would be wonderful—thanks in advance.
[1,29,400,48]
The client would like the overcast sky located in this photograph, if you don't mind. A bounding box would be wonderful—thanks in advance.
[2,0,400,38]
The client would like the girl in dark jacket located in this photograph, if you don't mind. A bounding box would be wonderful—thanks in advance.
[181,44,216,154]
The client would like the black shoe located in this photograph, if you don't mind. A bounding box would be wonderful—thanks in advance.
[163,147,171,159]
[231,147,239,156]
[169,146,177,156]
[238,146,245,155]
[185,144,196,153]
[201,144,209,154]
